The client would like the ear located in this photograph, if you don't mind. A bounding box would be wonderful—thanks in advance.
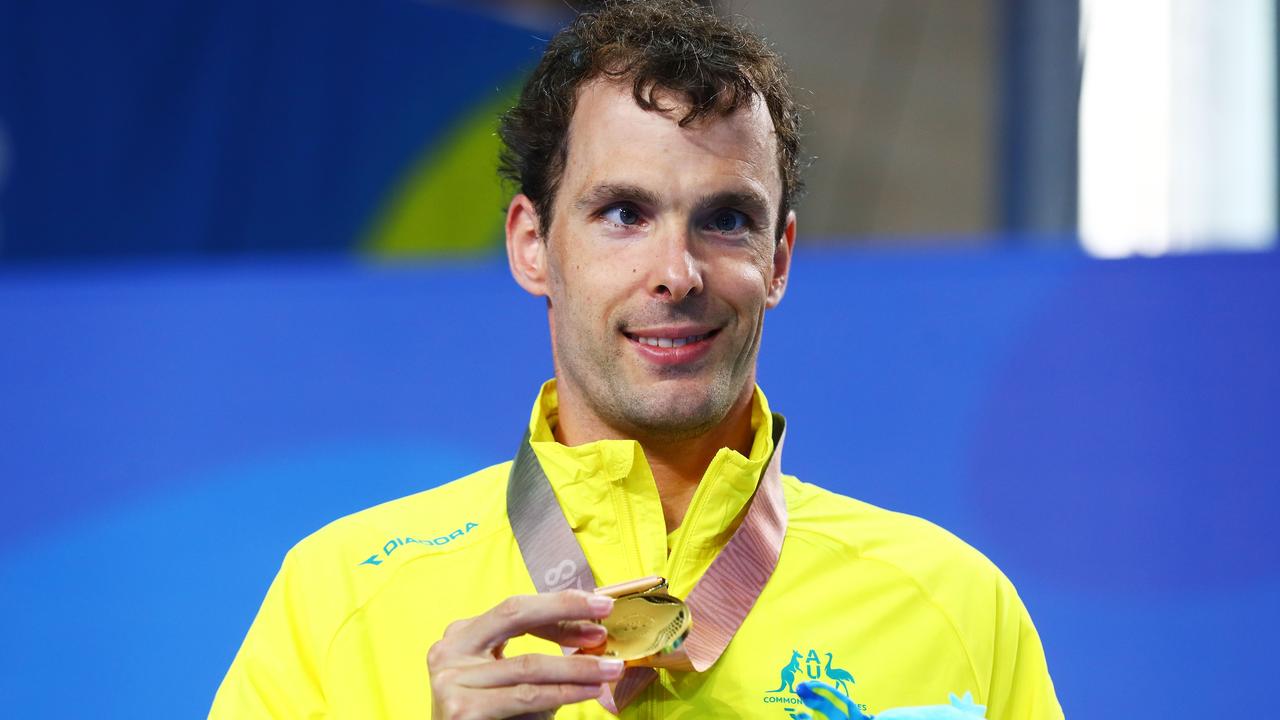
[765,210,796,308]
[505,194,549,297]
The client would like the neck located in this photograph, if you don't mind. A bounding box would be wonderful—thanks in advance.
[552,383,757,534]
[639,400,755,533]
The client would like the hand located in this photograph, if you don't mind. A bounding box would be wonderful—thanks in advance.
[427,590,625,720]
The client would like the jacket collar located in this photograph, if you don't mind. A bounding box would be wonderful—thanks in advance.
[524,379,777,596]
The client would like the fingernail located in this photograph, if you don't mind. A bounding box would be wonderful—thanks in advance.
[598,658,625,678]
[586,594,614,615]
[585,622,607,637]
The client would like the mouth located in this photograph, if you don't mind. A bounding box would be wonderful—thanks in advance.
[621,326,721,366]
[622,329,718,348]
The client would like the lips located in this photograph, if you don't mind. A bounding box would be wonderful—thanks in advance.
[628,331,715,348]
[621,326,720,366]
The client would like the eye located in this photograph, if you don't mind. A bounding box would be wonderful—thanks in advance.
[707,209,750,234]
[603,204,642,226]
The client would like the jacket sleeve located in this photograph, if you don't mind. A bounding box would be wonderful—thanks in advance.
[984,574,1064,720]
[209,550,331,719]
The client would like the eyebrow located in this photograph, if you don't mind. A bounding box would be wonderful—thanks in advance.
[692,190,771,224]
[572,184,662,212]
[572,183,772,223]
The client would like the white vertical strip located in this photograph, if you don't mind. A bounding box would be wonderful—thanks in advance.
[1079,0,1276,257]
[1170,0,1276,252]
[1079,0,1173,257]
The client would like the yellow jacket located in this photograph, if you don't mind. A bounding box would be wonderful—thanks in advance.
[211,383,1062,719]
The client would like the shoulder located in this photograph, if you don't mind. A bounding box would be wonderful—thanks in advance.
[782,478,1062,717]
[213,464,517,715]
[783,476,987,556]
[282,461,512,592]
[781,475,1015,617]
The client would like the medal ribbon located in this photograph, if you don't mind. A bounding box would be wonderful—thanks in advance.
[506,415,789,713]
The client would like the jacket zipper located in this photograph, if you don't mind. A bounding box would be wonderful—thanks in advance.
[610,476,646,579]
[665,454,725,592]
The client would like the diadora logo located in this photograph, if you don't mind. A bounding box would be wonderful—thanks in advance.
[358,522,479,567]
[762,649,866,717]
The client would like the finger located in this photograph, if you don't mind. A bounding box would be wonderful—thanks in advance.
[528,619,607,648]
[456,654,625,689]
[460,591,614,655]
[474,681,607,718]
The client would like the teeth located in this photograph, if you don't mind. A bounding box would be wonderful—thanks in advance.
[635,333,710,348]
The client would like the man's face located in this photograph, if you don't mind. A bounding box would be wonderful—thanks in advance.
[511,80,794,441]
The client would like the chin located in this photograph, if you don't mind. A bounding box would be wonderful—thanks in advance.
[614,384,732,441]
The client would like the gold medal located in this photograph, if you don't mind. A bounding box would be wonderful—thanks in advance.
[580,576,692,666]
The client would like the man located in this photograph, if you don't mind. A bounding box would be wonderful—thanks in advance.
[211,2,1063,718]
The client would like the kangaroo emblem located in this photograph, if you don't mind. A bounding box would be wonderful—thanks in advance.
[768,650,804,693]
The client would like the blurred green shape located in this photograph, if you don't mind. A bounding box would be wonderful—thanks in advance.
[363,83,521,258]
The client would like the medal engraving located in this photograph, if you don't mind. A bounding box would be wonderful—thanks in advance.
[580,577,693,665]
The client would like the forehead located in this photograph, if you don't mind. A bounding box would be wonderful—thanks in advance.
[559,79,782,205]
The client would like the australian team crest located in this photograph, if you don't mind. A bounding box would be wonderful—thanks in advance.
[761,649,987,719]
[762,649,864,717]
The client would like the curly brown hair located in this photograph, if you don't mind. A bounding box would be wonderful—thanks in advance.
[497,0,804,241]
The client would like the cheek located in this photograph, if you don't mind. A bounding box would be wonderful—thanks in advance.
[550,265,617,331]
[717,258,773,309]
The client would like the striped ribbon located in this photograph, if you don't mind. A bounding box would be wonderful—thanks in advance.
[506,415,789,714]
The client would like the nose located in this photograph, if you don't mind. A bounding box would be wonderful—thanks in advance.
[648,227,703,302]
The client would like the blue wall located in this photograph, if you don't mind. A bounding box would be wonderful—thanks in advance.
[0,0,537,259]
[2,248,1278,716]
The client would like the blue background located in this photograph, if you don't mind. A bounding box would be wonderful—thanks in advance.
[0,1,537,259]
[2,248,1278,717]
[2,0,1278,716]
